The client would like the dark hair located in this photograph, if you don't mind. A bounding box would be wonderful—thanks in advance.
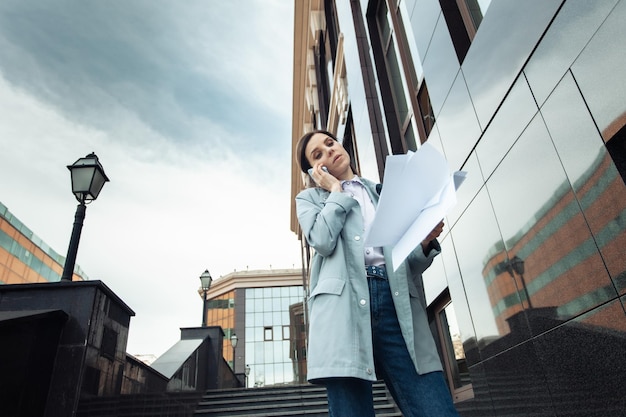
[295,129,339,173]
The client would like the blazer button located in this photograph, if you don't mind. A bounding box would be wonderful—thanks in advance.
[394,291,399,296]
[354,236,361,241]
[359,299,367,306]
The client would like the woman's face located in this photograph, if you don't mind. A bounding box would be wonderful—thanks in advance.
[305,132,353,180]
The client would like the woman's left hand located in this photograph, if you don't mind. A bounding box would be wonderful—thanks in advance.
[421,220,444,252]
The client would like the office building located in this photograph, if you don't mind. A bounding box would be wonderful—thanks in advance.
[291,1,626,414]
[0,201,87,283]
[202,268,307,387]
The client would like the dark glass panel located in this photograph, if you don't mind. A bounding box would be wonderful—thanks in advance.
[541,72,626,296]
[439,301,470,389]
[425,121,444,153]
[408,0,443,60]
[457,362,494,416]
[524,0,619,106]
[404,0,418,16]
[487,114,616,335]
[446,151,482,229]
[436,71,482,170]
[462,0,561,127]
[475,75,537,180]
[440,236,479,366]
[571,0,626,143]
[533,298,626,415]
[423,247,447,305]
[420,17,461,116]
[450,188,525,358]
[481,341,552,416]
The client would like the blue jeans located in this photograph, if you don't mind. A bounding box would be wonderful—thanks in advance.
[325,276,459,417]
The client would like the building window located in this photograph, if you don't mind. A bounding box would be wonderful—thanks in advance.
[417,82,435,137]
[326,33,350,134]
[432,292,474,402]
[324,0,341,65]
[368,0,414,154]
[606,124,626,185]
[206,290,236,366]
[368,0,441,151]
[264,326,273,341]
[439,0,490,63]
[340,109,363,176]
[101,326,118,361]
[82,366,101,396]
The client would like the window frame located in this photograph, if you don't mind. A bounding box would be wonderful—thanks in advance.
[264,326,274,341]
[367,0,438,152]
[439,0,485,63]
[431,291,474,403]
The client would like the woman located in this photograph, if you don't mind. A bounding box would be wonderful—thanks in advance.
[295,130,459,417]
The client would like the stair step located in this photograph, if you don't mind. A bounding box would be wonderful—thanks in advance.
[195,403,400,417]
[199,389,389,405]
[77,382,402,417]
[194,382,400,416]
[197,400,397,412]
[76,392,203,417]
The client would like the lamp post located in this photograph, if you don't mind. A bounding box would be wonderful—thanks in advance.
[245,364,250,388]
[199,269,213,327]
[61,153,109,282]
[506,255,531,308]
[230,333,238,372]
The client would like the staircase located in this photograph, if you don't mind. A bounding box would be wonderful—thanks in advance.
[75,382,401,416]
[194,382,401,417]
[76,392,204,417]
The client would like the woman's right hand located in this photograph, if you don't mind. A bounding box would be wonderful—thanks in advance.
[311,164,342,192]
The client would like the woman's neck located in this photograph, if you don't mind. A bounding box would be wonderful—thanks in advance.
[336,168,355,182]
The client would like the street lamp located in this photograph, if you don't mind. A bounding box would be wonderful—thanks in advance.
[61,153,109,281]
[199,269,213,326]
[230,333,238,372]
[506,255,531,308]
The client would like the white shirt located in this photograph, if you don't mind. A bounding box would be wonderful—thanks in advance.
[341,176,385,266]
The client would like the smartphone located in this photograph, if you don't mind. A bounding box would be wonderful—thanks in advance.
[307,166,328,180]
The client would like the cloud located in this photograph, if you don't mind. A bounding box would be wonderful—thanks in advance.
[0,1,299,356]
[0,0,293,151]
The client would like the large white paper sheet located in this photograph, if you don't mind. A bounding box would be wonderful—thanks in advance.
[364,142,466,270]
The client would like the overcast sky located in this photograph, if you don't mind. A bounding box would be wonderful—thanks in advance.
[0,0,300,357]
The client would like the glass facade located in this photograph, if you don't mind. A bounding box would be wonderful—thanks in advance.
[417,1,626,413]
[205,290,236,366]
[244,286,303,387]
[293,0,626,414]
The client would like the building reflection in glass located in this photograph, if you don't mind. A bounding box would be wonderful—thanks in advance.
[450,83,626,359]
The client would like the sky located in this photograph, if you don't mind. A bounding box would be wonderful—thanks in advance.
[0,0,301,357]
